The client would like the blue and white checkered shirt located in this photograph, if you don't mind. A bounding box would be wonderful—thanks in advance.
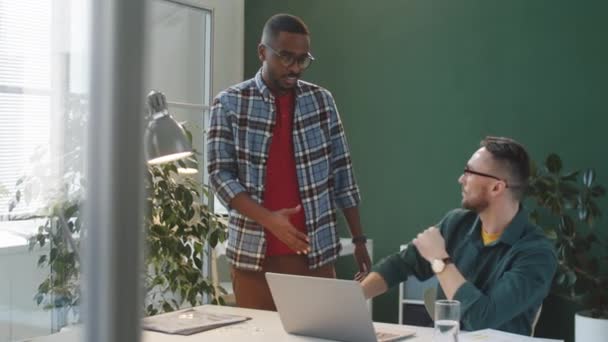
[207,70,361,271]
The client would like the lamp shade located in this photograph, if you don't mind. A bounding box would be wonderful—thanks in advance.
[145,90,193,164]
[177,157,199,175]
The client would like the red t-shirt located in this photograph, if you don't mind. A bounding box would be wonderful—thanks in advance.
[263,91,307,256]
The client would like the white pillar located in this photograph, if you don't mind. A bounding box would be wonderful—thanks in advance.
[84,0,147,341]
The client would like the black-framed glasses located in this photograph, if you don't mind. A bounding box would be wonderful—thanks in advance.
[463,167,502,181]
[462,166,522,189]
[263,44,315,70]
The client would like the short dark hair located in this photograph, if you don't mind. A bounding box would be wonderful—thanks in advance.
[261,14,309,45]
[480,136,531,200]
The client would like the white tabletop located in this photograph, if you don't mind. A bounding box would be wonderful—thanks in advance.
[28,304,434,342]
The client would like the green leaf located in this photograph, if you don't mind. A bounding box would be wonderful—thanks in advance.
[543,228,557,240]
[582,169,595,187]
[162,302,173,313]
[566,271,577,287]
[35,293,44,306]
[167,163,178,174]
[209,229,219,247]
[64,204,79,219]
[586,202,600,226]
[38,255,47,267]
[38,279,51,293]
[37,234,46,248]
[184,190,193,208]
[184,126,193,144]
[545,154,562,174]
[193,256,202,270]
[578,204,589,222]
[50,248,58,264]
[220,284,229,295]
[556,272,566,286]
[561,171,579,182]
[186,207,195,221]
[559,215,575,236]
[67,221,75,233]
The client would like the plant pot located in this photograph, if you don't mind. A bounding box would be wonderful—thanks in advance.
[575,311,608,342]
[52,306,68,332]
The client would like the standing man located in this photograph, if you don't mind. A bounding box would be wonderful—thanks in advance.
[207,14,370,310]
[361,137,557,335]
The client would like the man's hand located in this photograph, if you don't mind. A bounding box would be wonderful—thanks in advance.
[353,243,372,281]
[263,205,310,254]
[412,226,449,262]
[360,272,389,299]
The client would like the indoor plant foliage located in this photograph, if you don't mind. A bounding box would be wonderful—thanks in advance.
[145,156,228,315]
[527,153,607,319]
[10,122,226,323]
[8,95,87,321]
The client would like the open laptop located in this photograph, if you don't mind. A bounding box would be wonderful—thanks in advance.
[266,272,415,342]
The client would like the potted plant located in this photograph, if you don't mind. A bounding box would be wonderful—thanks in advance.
[527,153,607,342]
[144,154,228,314]
[9,123,227,328]
[7,96,87,328]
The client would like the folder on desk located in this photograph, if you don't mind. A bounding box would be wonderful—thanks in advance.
[141,307,250,335]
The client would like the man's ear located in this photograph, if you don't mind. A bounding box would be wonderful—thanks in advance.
[257,44,265,63]
[492,181,507,196]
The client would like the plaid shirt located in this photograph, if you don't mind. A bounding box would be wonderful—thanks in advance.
[207,71,361,271]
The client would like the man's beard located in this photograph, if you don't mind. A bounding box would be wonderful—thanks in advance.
[264,64,297,92]
[461,195,490,213]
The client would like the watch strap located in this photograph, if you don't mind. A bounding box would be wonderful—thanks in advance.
[351,235,367,244]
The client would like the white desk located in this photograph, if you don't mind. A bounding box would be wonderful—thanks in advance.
[25,304,564,342]
[27,305,433,341]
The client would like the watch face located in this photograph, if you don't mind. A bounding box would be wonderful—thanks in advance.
[432,259,445,273]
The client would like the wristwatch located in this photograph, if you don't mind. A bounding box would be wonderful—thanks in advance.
[431,257,453,274]
[351,235,367,245]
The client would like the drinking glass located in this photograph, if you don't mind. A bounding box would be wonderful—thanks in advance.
[433,300,460,342]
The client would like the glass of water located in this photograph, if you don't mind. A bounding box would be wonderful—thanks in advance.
[433,300,460,341]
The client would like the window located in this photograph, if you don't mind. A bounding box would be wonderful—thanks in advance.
[0,1,54,218]
[0,0,243,339]
[0,0,88,221]
[0,0,89,340]
[144,0,227,214]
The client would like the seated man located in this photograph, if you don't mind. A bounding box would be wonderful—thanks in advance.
[361,136,557,335]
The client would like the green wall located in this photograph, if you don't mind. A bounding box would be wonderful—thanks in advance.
[244,1,608,341]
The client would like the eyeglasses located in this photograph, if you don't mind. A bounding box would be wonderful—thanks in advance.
[263,44,315,70]
[462,166,522,189]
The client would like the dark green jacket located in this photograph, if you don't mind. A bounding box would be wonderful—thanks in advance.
[372,208,557,335]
